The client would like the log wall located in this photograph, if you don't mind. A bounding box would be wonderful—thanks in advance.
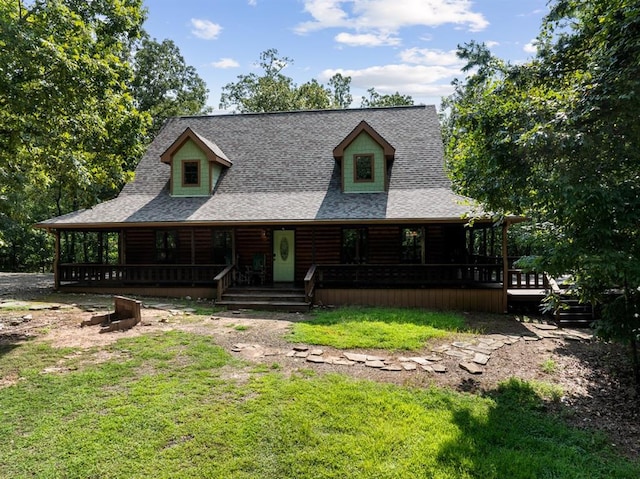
[125,228,218,265]
[235,228,272,278]
[295,226,341,282]
[121,223,474,283]
[124,229,155,264]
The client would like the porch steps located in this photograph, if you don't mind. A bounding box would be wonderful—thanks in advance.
[217,286,310,312]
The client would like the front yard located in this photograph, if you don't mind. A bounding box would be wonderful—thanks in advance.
[0,280,638,478]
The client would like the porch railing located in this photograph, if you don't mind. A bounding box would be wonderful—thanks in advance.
[58,264,227,286]
[59,262,549,292]
[315,263,503,288]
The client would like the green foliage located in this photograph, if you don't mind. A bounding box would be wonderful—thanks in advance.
[0,0,149,270]
[595,291,640,385]
[328,72,353,109]
[540,358,558,375]
[220,49,354,113]
[0,2,210,271]
[494,378,563,410]
[0,333,637,478]
[130,35,212,137]
[443,1,640,372]
[288,307,465,349]
[360,88,414,107]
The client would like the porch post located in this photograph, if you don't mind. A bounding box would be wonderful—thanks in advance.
[54,230,60,289]
[502,221,509,313]
[119,229,126,264]
[190,228,195,264]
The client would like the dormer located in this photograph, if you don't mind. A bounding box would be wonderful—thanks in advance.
[160,127,231,197]
[333,120,395,193]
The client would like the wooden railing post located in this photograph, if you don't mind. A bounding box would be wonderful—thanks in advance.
[502,221,509,314]
[304,264,318,304]
[214,264,235,302]
[53,230,60,289]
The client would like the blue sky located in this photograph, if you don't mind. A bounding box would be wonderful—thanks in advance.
[143,0,548,111]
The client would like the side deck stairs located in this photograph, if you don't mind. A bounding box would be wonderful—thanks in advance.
[554,299,595,328]
[508,274,596,328]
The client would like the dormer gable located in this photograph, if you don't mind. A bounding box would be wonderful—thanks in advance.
[333,120,395,193]
[160,127,231,197]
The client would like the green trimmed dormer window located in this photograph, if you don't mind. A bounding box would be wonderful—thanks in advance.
[160,127,232,197]
[354,154,374,182]
[333,120,395,193]
[182,160,200,187]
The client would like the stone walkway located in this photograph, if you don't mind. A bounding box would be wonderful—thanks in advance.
[231,322,592,375]
[1,295,593,377]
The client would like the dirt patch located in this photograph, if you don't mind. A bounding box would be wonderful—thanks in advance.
[0,273,638,459]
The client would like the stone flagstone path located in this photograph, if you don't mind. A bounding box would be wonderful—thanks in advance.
[229,322,592,376]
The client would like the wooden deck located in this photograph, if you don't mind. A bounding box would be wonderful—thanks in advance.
[54,264,574,316]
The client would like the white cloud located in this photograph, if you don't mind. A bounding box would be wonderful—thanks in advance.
[335,31,401,47]
[191,18,222,40]
[296,0,350,33]
[296,0,489,35]
[212,58,240,69]
[248,0,257,5]
[320,63,460,100]
[523,40,538,54]
[399,48,462,66]
[518,8,547,17]
[485,40,499,48]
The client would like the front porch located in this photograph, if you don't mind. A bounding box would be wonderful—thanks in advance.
[49,223,549,314]
[54,262,546,315]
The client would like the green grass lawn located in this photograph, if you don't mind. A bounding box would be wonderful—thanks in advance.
[287,306,467,349]
[1,331,638,478]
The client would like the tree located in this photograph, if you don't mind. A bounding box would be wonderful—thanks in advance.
[219,49,353,112]
[219,49,297,112]
[443,0,640,386]
[0,0,148,270]
[360,88,414,108]
[130,35,211,137]
[294,79,332,110]
[328,73,353,109]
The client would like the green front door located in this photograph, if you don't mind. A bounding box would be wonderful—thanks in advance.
[273,230,295,282]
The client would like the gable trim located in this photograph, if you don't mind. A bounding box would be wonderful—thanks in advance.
[333,120,395,161]
[160,127,232,167]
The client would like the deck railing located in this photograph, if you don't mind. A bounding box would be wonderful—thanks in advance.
[315,264,503,288]
[507,269,549,289]
[59,263,548,292]
[58,264,226,286]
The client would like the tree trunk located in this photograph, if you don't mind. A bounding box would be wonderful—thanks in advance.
[631,336,640,395]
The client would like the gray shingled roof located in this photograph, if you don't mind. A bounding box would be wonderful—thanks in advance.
[39,105,477,227]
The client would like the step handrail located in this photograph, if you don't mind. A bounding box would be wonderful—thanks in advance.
[304,264,318,304]
[214,264,236,302]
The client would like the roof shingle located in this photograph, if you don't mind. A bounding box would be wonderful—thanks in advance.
[40,105,477,227]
